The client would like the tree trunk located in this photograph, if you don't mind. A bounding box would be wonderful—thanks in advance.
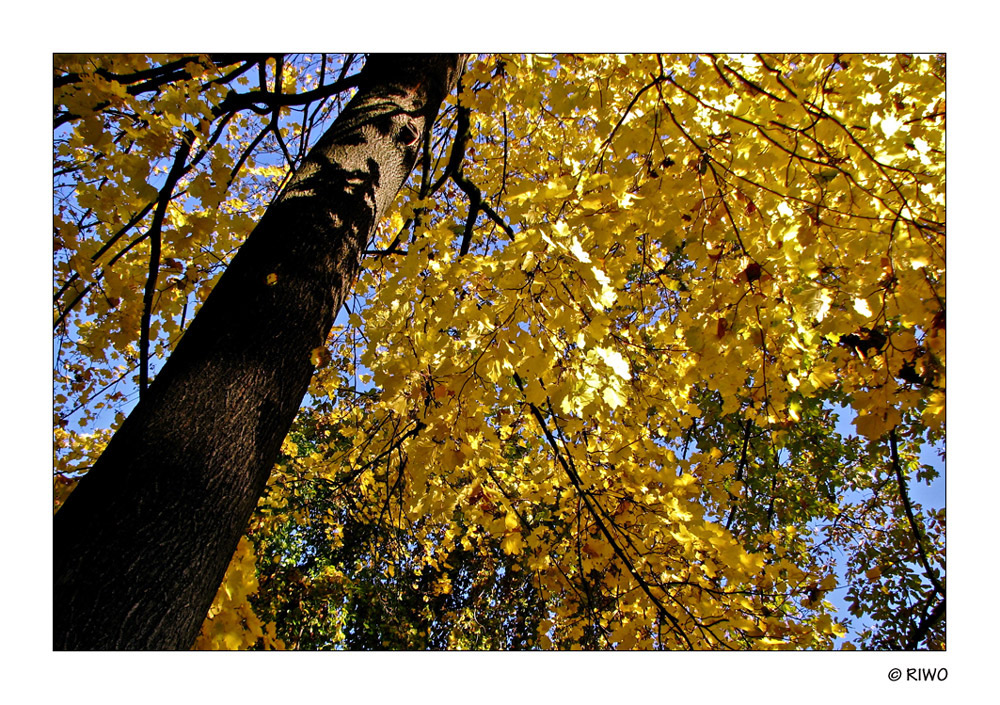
[53,54,466,650]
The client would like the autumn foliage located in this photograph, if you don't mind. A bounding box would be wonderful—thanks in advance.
[54,54,945,649]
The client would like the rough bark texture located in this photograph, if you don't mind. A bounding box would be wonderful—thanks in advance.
[53,54,465,650]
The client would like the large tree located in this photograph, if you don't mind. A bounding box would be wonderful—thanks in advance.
[54,54,945,651]
[53,53,466,649]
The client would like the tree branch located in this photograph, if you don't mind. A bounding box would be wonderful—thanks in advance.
[725,419,753,531]
[905,594,945,650]
[55,109,237,330]
[513,373,694,649]
[889,427,944,598]
[216,72,362,116]
[139,135,193,397]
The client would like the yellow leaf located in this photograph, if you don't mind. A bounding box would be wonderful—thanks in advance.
[854,413,888,440]
[603,387,626,409]
[568,237,591,263]
[310,346,331,368]
[594,347,631,380]
[502,532,523,555]
[504,510,519,531]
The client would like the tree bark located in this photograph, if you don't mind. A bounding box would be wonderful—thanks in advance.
[53,54,466,650]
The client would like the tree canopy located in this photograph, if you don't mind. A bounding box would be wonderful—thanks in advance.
[54,53,945,650]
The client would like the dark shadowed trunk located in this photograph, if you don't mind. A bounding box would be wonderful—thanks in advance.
[54,54,465,650]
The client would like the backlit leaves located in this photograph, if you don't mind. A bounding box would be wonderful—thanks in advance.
[54,53,944,650]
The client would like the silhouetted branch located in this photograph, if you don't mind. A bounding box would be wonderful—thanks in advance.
[889,427,944,598]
